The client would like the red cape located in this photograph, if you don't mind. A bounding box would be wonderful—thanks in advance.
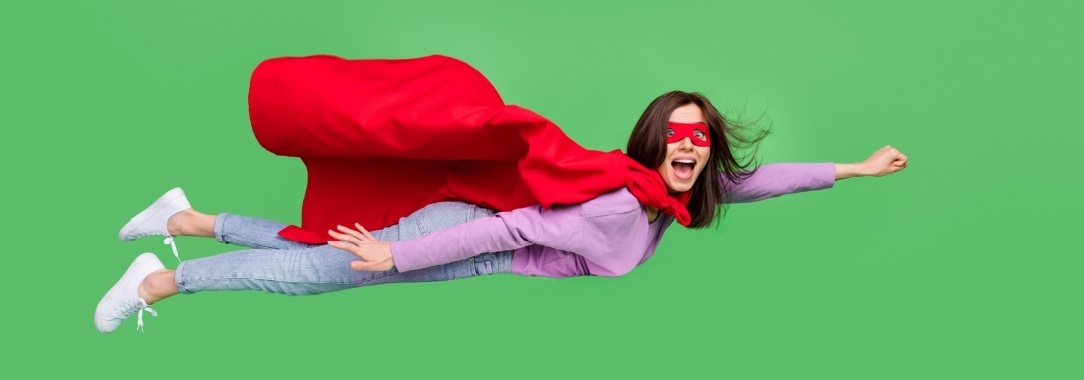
[248,54,692,244]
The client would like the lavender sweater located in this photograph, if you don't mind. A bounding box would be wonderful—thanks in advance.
[390,163,837,278]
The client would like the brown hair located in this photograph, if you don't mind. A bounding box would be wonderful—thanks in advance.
[626,91,770,229]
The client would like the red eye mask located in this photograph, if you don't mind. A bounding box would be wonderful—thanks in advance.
[666,122,711,147]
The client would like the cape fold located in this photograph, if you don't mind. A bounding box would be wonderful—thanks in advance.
[247,54,691,244]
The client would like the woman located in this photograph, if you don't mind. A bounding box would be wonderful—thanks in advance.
[95,91,908,333]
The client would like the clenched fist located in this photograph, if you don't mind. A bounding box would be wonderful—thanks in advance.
[835,145,909,180]
[863,145,908,177]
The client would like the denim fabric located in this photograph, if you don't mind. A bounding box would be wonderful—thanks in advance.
[174,201,513,295]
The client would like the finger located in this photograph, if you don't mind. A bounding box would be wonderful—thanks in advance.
[335,225,367,242]
[355,223,377,241]
[328,230,361,245]
[327,231,356,244]
[351,260,380,271]
[327,240,355,250]
[329,241,372,261]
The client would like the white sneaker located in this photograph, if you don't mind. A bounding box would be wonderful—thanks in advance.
[119,187,192,261]
[95,253,165,333]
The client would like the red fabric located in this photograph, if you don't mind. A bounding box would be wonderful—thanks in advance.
[247,54,692,244]
[667,122,711,146]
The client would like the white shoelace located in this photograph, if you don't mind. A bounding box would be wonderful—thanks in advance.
[115,298,158,333]
[163,235,180,261]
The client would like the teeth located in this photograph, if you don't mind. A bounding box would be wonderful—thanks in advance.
[674,159,695,164]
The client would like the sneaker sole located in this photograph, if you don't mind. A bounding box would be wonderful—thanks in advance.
[118,187,190,241]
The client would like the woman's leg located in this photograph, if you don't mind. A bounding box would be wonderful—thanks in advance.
[209,212,325,250]
[140,201,503,303]
[168,210,322,250]
[141,244,513,302]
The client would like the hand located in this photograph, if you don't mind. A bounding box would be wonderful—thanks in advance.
[861,145,909,177]
[327,223,395,272]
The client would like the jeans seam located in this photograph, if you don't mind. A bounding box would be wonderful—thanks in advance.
[217,277,356,285]
[190,274,369,286]
[221,235,276,250]
[355,269,398,285]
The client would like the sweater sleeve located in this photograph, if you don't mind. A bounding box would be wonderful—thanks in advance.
[573,188,656,277]
[722,163,837,203]
[577,209,649,277]
[389,203,587,272]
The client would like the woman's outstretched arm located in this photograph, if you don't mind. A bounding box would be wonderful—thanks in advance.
[329,189,653,277]
[725,145,908,203]
[328,202,587,273]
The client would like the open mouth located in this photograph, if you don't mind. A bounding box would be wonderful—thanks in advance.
[671,158,696,180]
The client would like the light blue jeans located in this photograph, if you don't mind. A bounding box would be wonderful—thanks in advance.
[174,201,514,295]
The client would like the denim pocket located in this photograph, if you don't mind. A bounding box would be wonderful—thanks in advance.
[471,205,496,221]
[416,206,432,236]
[416,201,482,237]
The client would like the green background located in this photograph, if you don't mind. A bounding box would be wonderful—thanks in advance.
[2,0,1080,378]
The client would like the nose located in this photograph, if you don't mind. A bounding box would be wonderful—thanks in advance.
[677,137,694,150]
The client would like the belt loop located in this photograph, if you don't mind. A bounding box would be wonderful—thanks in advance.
[499,250,509,273]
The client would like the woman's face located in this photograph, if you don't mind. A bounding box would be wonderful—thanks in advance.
[657,103,712,194]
